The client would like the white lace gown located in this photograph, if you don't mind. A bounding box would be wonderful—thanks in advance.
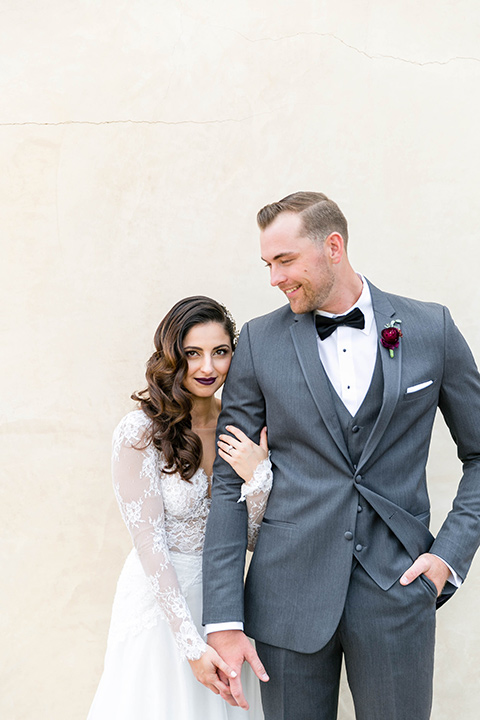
[87,410,272,720]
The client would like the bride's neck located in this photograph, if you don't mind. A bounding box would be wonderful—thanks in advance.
[190,396,220,430]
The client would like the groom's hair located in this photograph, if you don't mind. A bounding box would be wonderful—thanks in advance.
[256,191,349,246]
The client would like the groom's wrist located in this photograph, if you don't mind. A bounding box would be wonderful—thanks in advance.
[431,554,462,587]
[204,621,244,636]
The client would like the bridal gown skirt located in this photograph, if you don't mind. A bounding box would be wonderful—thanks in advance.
[88,549,263,720]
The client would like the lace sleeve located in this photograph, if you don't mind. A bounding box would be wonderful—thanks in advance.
[112,411,207,661]
[237,456,273,551]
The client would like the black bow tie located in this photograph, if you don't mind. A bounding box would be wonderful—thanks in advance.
[315,307,365,340]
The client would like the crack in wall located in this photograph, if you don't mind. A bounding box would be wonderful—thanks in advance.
[0,111,273,127]
[1,27,478,128]
[232,29,480,66]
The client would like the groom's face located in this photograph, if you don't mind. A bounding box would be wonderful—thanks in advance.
[260,212,335,314]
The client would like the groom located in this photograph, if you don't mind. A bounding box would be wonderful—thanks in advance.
[202,192,480,719]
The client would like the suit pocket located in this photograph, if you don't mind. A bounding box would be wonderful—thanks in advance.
[248,521,295,594]
[420,574,438,599]
[403,379,437,402]
[261,517,297,529]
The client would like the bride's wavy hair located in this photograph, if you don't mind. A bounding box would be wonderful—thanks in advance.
[132,296,237,481]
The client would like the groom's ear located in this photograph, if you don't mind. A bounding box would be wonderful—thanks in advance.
[324,232,345,264]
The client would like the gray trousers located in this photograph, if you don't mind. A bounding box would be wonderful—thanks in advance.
[256,562,437,720]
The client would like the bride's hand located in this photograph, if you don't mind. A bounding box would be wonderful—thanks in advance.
[218,426,268,483]
[188,646,238,704]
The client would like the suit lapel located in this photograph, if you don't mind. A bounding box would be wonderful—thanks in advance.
[289,281,403,472]
[290,312,352,467]
[356,282,402,472]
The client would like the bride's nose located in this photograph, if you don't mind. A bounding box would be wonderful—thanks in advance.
[200,354,214,374]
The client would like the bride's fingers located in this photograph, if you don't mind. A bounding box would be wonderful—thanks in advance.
[225,425,249,443]
[226,425,268,457]
[260,426,268,452]
[227,675,249,711]
[209,669,239,706]
[218,437,240,455]
[209,675,231,694]
[217,442,237,461]
[212,652,237,680]
[218,436,237,449]
[205,683,220,695]
[195,668,232,697]
[219,432,253,455]
[207,678,238,706]
[212,683,239,707]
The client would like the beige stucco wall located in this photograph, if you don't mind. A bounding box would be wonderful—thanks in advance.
[1,2,480,718]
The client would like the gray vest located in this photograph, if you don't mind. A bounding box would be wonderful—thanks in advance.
[327,351,411,589]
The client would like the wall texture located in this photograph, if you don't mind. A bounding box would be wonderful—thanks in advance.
[1,2,480,718]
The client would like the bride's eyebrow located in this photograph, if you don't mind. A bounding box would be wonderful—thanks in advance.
[183,344,231,350]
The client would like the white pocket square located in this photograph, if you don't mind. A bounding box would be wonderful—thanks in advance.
[406,380,434,394]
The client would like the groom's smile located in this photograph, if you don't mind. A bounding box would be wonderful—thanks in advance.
[260,211,337,315]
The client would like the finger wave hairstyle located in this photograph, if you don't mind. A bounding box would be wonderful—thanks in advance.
[132,296,237,481]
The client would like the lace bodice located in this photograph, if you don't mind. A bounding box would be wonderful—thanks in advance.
[112,410,272,660]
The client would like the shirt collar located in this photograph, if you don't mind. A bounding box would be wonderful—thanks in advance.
[314,275,374,335]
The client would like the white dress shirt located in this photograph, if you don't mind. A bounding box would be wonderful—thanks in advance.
[205,277,458,635]
[315,276,377,416]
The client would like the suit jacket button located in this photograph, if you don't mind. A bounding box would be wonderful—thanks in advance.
[357,505,363,513]
[355,544,363,552]
[351,425,360,433]
[344,531,353,541]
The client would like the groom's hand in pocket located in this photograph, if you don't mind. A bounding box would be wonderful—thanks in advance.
[207,629,269,709]
[399,553,451,596]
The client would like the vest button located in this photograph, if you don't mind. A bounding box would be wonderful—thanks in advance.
[344,531,353,541]
[351,425,360,433]
[355,544,363,552]
[357,505,363,513]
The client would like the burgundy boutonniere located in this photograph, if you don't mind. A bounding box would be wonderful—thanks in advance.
[381,319,402,358]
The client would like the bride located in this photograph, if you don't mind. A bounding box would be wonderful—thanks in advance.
[87,296,272,719]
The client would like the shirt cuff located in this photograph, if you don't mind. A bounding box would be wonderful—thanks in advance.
[204,622,244,636]
[432,554,462,588]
